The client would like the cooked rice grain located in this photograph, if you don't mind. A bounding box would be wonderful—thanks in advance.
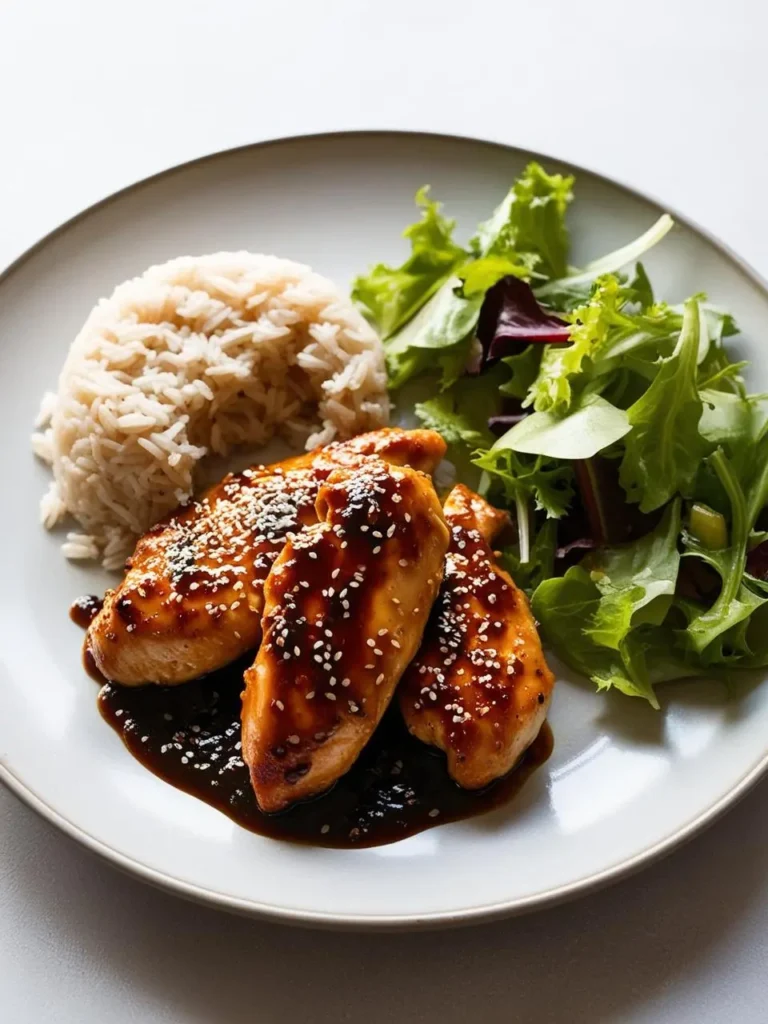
[33,252,388,568]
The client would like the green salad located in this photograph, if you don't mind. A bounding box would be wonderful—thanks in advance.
[352,163,768,708]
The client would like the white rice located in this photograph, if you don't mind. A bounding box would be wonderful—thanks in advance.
[33,252,389,569]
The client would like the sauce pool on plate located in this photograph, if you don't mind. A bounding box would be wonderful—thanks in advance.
[73,597,553,849]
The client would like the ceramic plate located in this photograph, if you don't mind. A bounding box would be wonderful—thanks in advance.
[2,131,767,929]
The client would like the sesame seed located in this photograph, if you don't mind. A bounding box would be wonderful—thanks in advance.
[399,559,408,567]
[294,646,301,657]
[391,639,401,649]
[275,700,285,711]
[428,808,440,818]
[376,673,384,685]
[334,651,343,662]
[331,568,340,579]
[320,824,330,834]
[287,735,300,745]
[306,691,315,699]
[373,648,383,656]
[325,692,337,701]
[366,638,376,648]
[341,678,351,687]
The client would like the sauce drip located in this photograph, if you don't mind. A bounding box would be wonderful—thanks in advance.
[69,594,104,629]
[97,655,552,849]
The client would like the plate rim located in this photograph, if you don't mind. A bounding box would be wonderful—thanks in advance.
[2,128,768,931]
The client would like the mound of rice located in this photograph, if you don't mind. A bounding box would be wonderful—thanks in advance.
[32,252,388,569]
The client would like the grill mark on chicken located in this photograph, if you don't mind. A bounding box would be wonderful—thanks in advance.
[241,459,450,812]
[85,428,446,685]
[399,484,555,790]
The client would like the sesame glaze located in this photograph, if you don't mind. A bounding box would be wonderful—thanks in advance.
[97,658,552,848]
[86,429,447,686]
[399,484,556,790]
[241,459,450,812]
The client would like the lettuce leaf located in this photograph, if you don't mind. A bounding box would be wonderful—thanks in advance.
[495,392,631,460]
[470,162,574,279]
[525,275,683,415]
[532,509,700,710]
[384,278,484,389]
[351,187,467,340]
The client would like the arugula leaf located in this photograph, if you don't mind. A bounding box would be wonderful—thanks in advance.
[496,392,630,460]
[536,214,674,301]
[470,162,574,279]
[351,187,467,339]
[532,565,698,708]
[685,446,768,656]
[530,568,658,706]
[585,500,681,650]
[619,298,710,512]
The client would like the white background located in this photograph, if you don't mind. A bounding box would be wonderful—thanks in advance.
[2,1,767,1020]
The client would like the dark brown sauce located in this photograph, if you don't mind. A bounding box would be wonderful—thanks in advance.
[69,594,104,629]
[96,654,552,848]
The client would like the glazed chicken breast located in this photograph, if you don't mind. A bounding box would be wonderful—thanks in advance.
[399,484,555,790]
[242,459,450,813]
[86,428,446,685]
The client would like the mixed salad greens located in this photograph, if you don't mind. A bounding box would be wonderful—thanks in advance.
[352,163,768,708]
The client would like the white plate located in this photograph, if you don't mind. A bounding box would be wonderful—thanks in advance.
[2,131,767,930]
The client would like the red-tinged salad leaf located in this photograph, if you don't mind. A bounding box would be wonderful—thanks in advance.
[477,276,571,362]
[368,162,573,392]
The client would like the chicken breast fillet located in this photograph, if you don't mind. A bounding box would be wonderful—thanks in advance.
[86,428,446,685]
[399,484,555,790]
[242,459,450,813]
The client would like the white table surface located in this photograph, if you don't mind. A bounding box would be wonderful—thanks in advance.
[2,1,767,1020]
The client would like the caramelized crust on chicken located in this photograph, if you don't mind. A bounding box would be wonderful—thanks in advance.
[242,460,450,813]
[86,429,446,685]
[399,484,555,790]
